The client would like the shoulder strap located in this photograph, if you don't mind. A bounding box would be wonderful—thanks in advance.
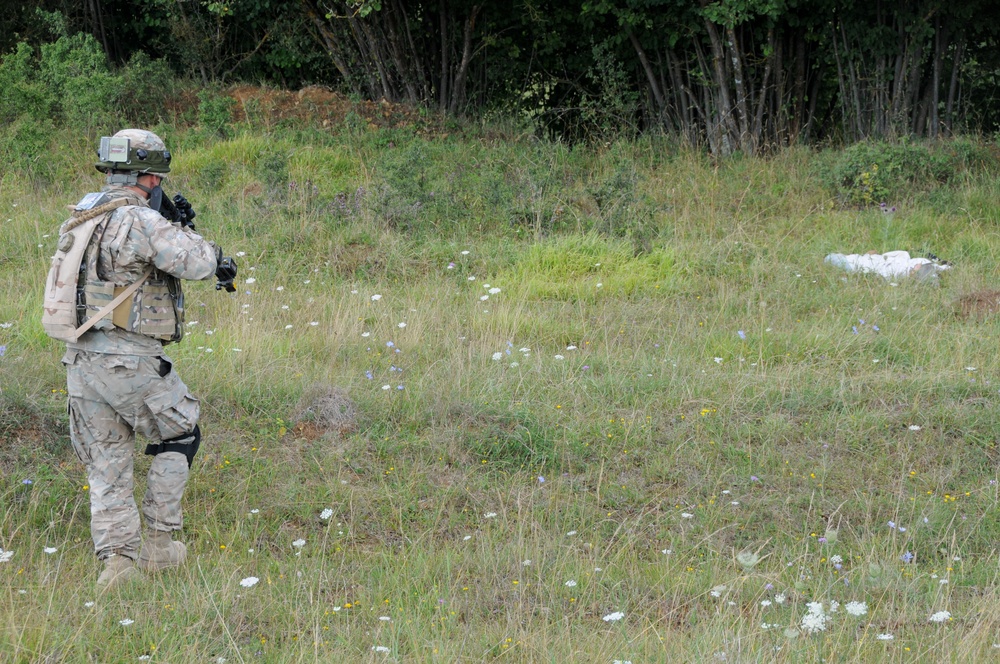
[60,198,132,235]
[70,267,154,342]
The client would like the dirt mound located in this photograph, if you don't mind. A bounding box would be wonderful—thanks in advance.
[181,84,450,134]
[291,384,358,440]
[955,290,1000,319]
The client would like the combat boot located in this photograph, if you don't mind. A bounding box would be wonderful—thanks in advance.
[138,530,187,572]
[97,554,138,592]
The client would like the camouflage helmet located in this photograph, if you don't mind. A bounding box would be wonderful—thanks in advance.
[95,128,171,175]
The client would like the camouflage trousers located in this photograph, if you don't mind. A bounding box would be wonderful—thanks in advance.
[63,350,200,561]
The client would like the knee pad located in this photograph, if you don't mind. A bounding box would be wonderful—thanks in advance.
[145,424,201,468]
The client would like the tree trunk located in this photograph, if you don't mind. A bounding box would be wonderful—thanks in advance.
[628,30,665,115]
[703,18,736,153]
[448,4,481,115]
[946,38,964,134]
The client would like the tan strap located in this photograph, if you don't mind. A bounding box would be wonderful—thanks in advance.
[71,267,154,342]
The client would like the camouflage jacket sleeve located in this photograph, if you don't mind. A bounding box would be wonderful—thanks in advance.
[102,206,218,283]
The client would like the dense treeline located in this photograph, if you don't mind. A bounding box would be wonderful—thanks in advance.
[2,1,999,151]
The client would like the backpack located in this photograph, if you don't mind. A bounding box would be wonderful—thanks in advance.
[41,194,135,342]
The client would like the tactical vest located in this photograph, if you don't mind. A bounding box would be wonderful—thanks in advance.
[43,191,185,344]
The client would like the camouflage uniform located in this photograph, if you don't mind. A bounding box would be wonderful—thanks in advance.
[63,131,218,562]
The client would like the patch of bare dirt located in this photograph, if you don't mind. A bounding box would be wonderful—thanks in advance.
[166,84,451,134]
[955,290,1000,319]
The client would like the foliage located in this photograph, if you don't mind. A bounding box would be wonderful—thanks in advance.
[197,88,236,137]
[820,141,999,208]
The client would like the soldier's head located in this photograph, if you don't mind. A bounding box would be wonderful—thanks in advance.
[95,129,171,190]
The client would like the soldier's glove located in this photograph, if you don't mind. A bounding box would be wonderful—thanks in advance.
[215,249,238,292]
[172,194,196,230]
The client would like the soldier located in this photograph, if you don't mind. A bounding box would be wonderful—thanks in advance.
[61,129,226,590]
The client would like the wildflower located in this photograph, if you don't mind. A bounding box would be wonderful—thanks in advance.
[22,479,32,485]
[760,600,772,607]
[736,551,760,569]
[738,330,746,340]
[909,425,922,431]
[0,549,13,563]
[484,512,497,519]
[877,634,894,640]
[603,611,625,622]
[372,646,390,653]
[681,512,694,519]
[567,530,577,536]
[554,354,565,360]
[929,611,951,623]
[43,547,57,554]
[522,560,531,566]
[119,618,135,626]
[245,277,256,284]
[361,332,370,337]
[710,585,726,598]
[379,616,391,621]
[845,601,867,616]
[463,535,472,541]
[292,539,306,548]
[320,508,334,520]
[492,352,503,361]
[240,577,259,588]
[565,580,577,587]
[774,594,786,605]
[310,321,319,326]
[0,345,6,357]
[250,509,259,514]
[830,555,843,565]
[806,602,824,615]
[714,357,723,364]
[538,476,545,483]
[371,294,382,301]
[751,475,760,482]
[901,551,914,563]
[489,287,501,294]
[461,250,470,255]
[382,385,391,390]
[800,611,828,634]
[84,601,94,607]
[397,322,406,328]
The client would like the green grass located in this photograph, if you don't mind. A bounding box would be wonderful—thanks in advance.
[3,123,1000,662]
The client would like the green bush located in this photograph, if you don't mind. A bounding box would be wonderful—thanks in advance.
[820,141,994,208]
[39,33,122,128]
[118,51,176,125]
[0,42,54,123]
[198,88,236,137]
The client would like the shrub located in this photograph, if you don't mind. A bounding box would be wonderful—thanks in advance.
[820,141,992,208]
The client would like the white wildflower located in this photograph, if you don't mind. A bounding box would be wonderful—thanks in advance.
[398,322,406,328]
[492,352,503,361]
[245,277,256,284]
[379,616,390,621]
[877,634,894,640]
[565,580,577,587]
[710,585,727,598]
[489,287,501,294]
[320,508,334,520]
[484,512,498,519]
[800,611,828,634]
[240,577,259,588]
[292,539,306,548]
[774,594,786,605]
[760,600,772,607]
[830,555,843,565]
[372,645,390,653]
[681,512,694,519]
[371,294,382,301]
[908,425,921,431]
[554,354,564,360]
[929,611,951,623]
[119,618,134,626]
[84,601,95,608]
[603,611,625,622]
[43,547,57,554]
[844,601,867,616]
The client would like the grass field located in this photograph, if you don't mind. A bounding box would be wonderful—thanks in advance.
[3,120,1000,662]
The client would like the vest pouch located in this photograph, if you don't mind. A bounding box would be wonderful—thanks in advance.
[138,281,181,341]
[80,280,117,332]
